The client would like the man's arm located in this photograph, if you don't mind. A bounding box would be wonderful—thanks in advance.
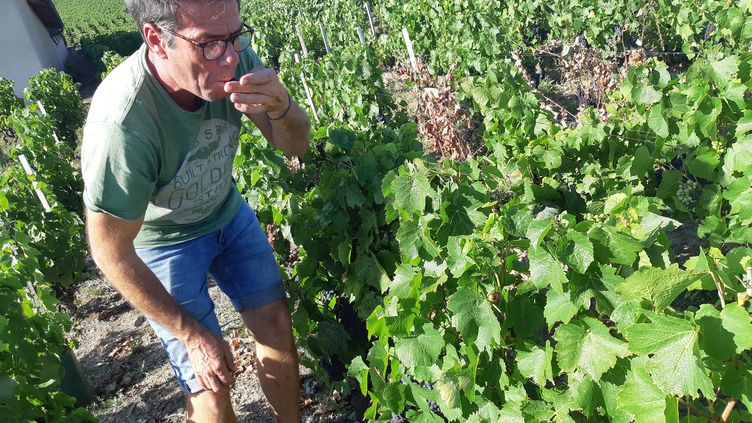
[86,210,235,392]
[224,69,310,157]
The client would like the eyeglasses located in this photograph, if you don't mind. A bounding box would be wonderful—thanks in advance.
[161,24,254,60]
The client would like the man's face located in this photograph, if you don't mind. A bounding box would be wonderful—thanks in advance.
[162,0,242,104]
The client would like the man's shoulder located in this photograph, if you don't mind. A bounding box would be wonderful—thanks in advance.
[87,44,155,128]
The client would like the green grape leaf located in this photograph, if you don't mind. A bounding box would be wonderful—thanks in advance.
[529,247,567,293]
[648,105,669,138]
[657,170,682,200]
[447,287,501,351]
[447,236,474,278]
[721,365,752,411]
[515,341,553,386]
[687,147,720,181]
[615,265,702,311]
[617,358,668,423]
[720,304,752,353]
[347,356,369,396]
[566,231,594,274]
[553,317,629,381]
[630,146,655,179]
[544,289,579,327]
[707,56,738,88]
[391,172,432,214]
[526,219,553,249]
[696,304,737,361]
[625,313,714,398]
[396,218,420,259]
[382,382,406,414]
[637,85,663,105]
[394,323,443,370]
[735,111,752,138]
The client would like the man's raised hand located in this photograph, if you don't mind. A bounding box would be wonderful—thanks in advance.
[224,68,289,117]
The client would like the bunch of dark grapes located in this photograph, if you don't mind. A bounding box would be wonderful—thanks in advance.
[319,290,336,304]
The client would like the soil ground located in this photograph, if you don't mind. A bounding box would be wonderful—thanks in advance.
[67,269,357,422]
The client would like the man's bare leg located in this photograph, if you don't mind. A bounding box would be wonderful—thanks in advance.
[241,299,300,423]
[186,388,236,423]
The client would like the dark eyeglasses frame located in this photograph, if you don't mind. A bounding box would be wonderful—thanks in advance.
[160,23,254,60]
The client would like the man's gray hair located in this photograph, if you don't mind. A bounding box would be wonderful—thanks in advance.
[125,0,241,47]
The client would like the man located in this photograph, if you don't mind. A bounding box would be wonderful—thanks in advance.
[80,0,309,421]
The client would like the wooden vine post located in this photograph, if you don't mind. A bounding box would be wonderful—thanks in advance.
[294,53,319,122]
[296,24,308,56]
[364,2,376,36]
[319,22,332,54]
[401,27,418,71]
[17,154,51,212]
[356,27,366,46]
[36,101,62,144]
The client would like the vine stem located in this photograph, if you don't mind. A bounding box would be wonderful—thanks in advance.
[710,270,726,309]
[721,398,736,422]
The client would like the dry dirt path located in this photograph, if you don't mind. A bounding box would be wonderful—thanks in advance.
[68,271,356,422]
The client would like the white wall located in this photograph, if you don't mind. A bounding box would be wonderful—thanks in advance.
[0,0,68,98]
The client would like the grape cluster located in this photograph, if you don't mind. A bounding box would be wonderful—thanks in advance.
[711,139,726,154]
[426,399,441,413]
[319,290,336,303]
[676,180,700,208]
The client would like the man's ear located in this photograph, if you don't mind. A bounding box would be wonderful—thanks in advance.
[143,23,168,59]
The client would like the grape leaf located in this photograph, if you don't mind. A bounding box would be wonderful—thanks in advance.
[529,247,567,293]
[617,358,668,423]
[515,341,553,386]
[721,365,752,411]
[553,317,628,381]
[720,304,752,353]
[396,218,420,259]
[648,105,669,138]
[544,289,579,327]
[447,287,501,351]
[526,219,553,249]
[394,323,443,370]
[615,265,702,311]
[391,172,432,214]
[566,231,594,274]
[696,304,737,361]
[625,313,714,399]
[637,85,662,105]
[707,56,738,88]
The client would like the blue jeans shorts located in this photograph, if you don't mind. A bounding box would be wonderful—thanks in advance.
[135,202,285,393]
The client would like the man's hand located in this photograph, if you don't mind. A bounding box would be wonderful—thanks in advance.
[224,68,289,117]
[185,328,236,392]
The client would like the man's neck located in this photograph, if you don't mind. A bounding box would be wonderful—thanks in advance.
[146,50,203,112]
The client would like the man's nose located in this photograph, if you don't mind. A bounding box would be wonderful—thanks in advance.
[220,44,240,67]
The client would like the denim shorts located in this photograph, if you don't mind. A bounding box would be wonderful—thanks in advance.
[135,201,285,393]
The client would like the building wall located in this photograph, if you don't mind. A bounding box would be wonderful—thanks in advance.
[0,0,68,98]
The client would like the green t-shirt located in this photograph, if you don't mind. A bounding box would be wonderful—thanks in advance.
[82,43,263,248]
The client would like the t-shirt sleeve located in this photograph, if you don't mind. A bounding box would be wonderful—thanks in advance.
[81,121,158,220]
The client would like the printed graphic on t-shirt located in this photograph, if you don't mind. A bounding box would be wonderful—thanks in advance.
[149,119,239,225]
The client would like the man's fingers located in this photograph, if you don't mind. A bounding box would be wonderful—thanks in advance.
[224,70,276,94]
[224,341,237,374]
[196,373,210,392]
[239,68,276,86]
[213,361,234,387]
[229,92,271,106]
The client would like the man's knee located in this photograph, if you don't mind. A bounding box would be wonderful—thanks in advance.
[241,299,293,342]
[186,388,235,423]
